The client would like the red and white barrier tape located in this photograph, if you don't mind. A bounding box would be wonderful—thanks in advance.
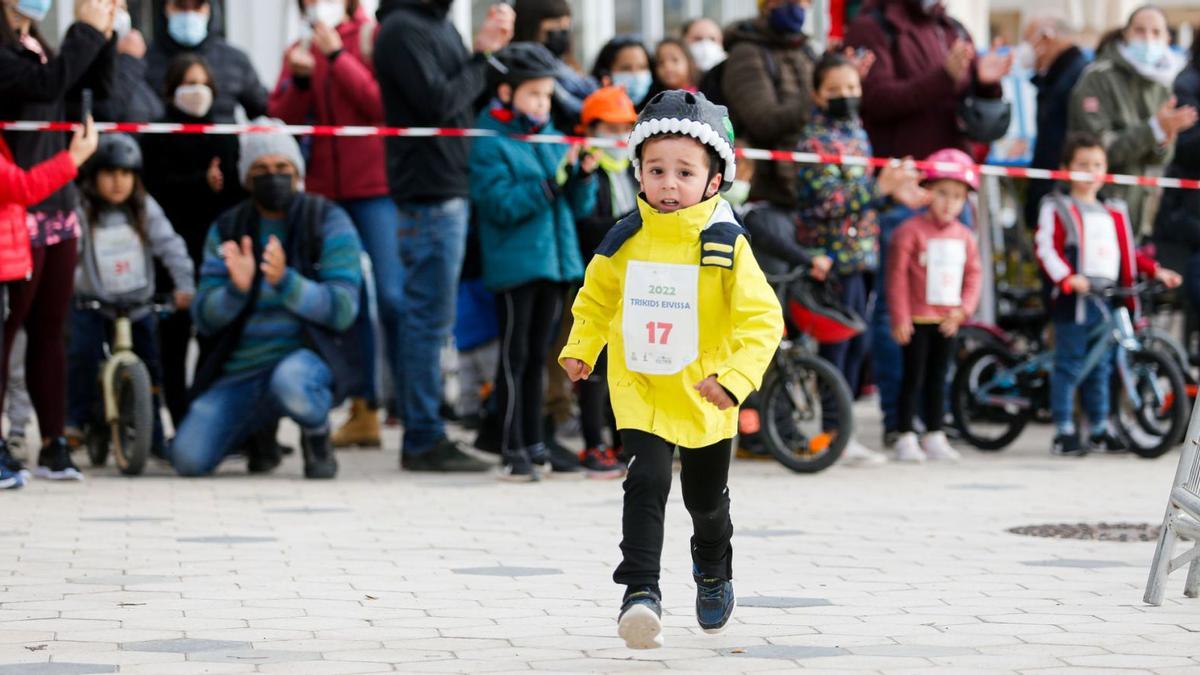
[4,119,1198,191]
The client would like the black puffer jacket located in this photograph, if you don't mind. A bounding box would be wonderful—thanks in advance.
[1153,60,1200,255]
[0,22,114,218]
[95,53,164,124]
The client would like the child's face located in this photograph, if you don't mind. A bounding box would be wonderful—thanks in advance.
[927,179,969,225]
[96,168,135,206]
[813,65,861,108]
[640,136,721,213]
[1066,146,1107,196]
[502,77,555,121]
[655,43,692,90]
[611,45,650,74]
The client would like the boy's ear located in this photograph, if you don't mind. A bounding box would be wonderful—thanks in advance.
[704,171,723,199]
[497,83,513,105]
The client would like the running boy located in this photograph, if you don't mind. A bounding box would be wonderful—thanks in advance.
[1035,131,1181,456]
[560,90,783,649]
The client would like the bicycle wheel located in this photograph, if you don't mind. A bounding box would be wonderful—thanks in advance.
[950,346,1030,451]
[110,361,153,476]
[760,350,853,473]
[1112,349,1188,459]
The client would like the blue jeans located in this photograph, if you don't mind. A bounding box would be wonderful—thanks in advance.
[66,307,164,450]
[820,272,869,429]
[395,198,468,455]
[1051,302,1112,433]
[340,197,407,406]
[871,204,917,432]
[170,349,333,476]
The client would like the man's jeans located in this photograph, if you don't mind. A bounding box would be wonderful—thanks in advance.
[1051,302,1111,432]
[171,349,333,476]
[871,204,917,433]
[395,198,468,455]
[341,196,407,407]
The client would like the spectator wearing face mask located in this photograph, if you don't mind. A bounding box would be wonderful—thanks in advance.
[1068,5,1197,236]
[513,0,595,133]
[140,53,245,427]
[1153,35,1200,304]
[683,17,725,75]
[591,34,654,111]
[145,0,268,123]
[1016,11,1087,232]
[652,37,699,95]
[94,0,163,124]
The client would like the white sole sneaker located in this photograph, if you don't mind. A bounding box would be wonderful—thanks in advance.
[701,596,736,635]
[33,467,83,481]
[618,604,663,649]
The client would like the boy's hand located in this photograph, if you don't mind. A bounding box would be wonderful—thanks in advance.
[562,358,591,382]
[695,376,735,410]
[1155,267,1183,289]
[892,322,914,346]
[579,150,598,176]
[1066,274,1090,294]
[939,309,965,337]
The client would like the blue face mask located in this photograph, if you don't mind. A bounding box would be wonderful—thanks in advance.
[1125,39,1169,67]
[15,0,52,22]
[168,11,209,47]
[612,70,652,106]
[768,4,807,35]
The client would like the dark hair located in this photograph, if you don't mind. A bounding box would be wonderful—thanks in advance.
[514,0,571,42]
[0,12,53,58]
[82,171,151,245]
[637,133,722,185]
[591,34,651,81]
[654,38,699,88]
[1060,131,1105,167]
[163,53,218,101]
[294,0,359,17]
[811,51,856,91]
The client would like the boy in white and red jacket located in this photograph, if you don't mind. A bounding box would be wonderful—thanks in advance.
[1035,131,1181,457]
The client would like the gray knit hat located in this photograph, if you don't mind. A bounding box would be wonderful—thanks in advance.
[238,118,306,186]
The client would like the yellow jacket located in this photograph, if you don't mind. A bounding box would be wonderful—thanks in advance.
[560,195,783,448]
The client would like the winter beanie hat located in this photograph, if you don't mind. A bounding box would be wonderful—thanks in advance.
[237,118,306,186]
[628,89,738,191]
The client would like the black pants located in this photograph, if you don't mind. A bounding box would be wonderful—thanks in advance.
[614,429,734,591]
[898,324,952,433]
[579,348,620,450]
[495,280,564,454]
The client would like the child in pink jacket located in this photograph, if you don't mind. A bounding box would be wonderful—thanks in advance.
[885,148,982,464]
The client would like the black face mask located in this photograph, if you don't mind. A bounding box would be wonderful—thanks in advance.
[826,96,861,120]
[251,173,295,212]
[543,29,570,58]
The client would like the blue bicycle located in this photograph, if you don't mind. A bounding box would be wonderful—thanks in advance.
[951,281,1188,457]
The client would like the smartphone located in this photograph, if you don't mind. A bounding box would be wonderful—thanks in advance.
[81,88,93,124]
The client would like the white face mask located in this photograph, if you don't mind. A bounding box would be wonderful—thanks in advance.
[1013,42,1036,71]
[689,39,726,72]
[113,9,133,39]
[173,83,214,118]
[307,0,345,27]
[724,179,751,206]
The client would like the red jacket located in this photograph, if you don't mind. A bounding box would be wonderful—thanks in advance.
[885,212,982,330]
[0,136,76,282]
[268,7,387,201]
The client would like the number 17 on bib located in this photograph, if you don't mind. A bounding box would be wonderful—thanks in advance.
[622,261,700,375]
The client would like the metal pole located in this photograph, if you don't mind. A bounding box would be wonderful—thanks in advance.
[975,176,998,325]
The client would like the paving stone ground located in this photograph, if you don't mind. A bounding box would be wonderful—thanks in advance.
[4,400,1200,674]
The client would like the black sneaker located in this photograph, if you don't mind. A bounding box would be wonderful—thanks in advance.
[1052,433,1088,457]
[882,429,900,449]
[618,586,663,649]
[35,438,84,481]
[499,448,539,482]
[302,430,338,479]
[0,439,30,481]
[694,568,736,634]
[1089,430,1128,453]
[535,443,582,477]
[402,437,492,472]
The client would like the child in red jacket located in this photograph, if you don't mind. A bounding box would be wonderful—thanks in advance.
[0,117,97,489]
[886,148,982,464]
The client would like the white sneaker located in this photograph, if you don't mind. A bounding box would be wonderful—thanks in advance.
[921,431,962,462]
[841,439,888,466]
[894,432,925,463]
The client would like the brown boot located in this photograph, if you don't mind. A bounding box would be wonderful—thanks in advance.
[331,398,382,448]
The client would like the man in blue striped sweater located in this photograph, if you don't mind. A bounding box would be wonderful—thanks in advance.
[171,128,363,479]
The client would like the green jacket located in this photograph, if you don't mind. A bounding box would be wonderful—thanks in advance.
[1067,42,1174,234]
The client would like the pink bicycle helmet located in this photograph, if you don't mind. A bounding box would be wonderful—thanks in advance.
[921,148,980,192]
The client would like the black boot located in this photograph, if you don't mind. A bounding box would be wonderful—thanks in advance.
[302,428,338,479]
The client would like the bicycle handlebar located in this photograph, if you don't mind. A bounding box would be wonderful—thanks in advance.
[76,296,178,316]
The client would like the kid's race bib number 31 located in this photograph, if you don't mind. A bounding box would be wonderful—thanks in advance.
[94,224,149,295]
[623,260,699,375]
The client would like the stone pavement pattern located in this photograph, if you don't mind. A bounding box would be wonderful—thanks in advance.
[4,402,1200,674]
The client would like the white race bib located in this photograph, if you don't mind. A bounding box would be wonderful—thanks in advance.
[622,260,699,375]
[1081,210,1120,282]
[93,224,148,295]
[925,238,966,307]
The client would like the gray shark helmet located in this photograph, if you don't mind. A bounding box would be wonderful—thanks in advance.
[628,89,737,192]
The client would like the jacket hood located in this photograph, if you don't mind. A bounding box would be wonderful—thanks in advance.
[377,0,444,23]
[724,18,807,51]
[1102,39,1186,88]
